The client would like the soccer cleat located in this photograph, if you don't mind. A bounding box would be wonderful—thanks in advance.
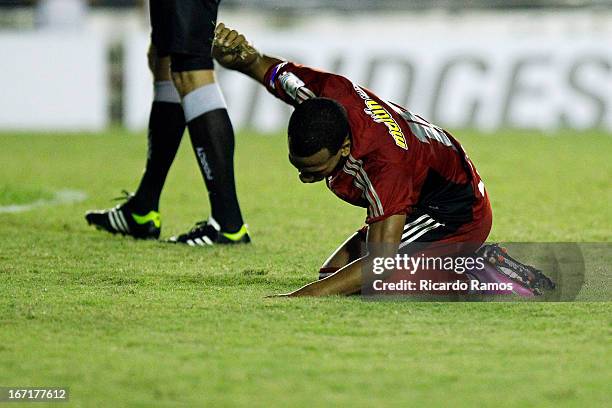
[85,192,161,239]
[168,217,251,246]
[477,244,555,295]
[465,262,536,297]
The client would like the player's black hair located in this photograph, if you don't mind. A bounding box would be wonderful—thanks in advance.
[287,97,350,157]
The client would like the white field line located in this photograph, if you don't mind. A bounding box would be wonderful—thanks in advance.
[0,190,87,214]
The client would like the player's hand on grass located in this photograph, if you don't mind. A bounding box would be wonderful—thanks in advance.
[213,22,258,70]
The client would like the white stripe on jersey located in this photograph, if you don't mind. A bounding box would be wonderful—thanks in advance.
[341,164,380,218]
[346,155,384,218]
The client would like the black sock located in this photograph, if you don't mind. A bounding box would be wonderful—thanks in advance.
[131,101,186,213]
[187,109,244,232]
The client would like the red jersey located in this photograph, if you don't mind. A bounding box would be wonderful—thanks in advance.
[264,62,487,226]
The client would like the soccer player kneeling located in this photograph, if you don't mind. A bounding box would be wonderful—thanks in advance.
[213,24,555,297]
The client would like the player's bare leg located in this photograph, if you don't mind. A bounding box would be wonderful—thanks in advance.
[148,45,171,81]
[172,70,215,96]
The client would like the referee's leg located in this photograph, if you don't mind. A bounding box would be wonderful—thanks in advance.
[155,0,246,235]
[130,46,185,214]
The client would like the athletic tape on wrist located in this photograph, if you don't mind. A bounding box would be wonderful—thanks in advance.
[153,81,181,104]
[182,83,227,123]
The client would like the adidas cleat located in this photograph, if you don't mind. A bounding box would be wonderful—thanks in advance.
[168,217,251,246]
[477,244,555,295]
[85,192,161,239]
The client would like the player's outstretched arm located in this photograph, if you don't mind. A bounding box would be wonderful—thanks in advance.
[270,214,407,297]
[212,22,282,84]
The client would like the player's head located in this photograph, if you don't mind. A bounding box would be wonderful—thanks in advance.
[287,97,351,183]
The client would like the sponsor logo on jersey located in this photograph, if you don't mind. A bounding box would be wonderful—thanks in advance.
[354,85,408,150]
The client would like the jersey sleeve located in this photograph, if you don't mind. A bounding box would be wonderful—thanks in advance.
[361,160,424,224]
[263,61,336,106]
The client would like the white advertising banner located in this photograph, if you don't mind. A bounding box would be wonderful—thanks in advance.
[124,27,612,133]
[0,14,609,134]
[0,32,108,131]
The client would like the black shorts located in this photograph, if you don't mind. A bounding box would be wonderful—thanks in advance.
[150,0,221,71]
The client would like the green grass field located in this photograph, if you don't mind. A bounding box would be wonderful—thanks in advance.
[0,129,610,407]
